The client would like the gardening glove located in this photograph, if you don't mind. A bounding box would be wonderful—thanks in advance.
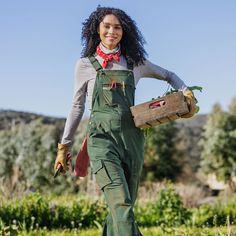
[181,89,197,118]
[54,143,71,172]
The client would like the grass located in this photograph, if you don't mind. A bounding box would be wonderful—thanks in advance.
[10,226,236,236]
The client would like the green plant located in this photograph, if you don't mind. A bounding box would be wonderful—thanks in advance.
[191,199,236,227]
[135,182,190,227]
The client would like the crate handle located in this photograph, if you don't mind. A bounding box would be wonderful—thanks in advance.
[149,100,166,109]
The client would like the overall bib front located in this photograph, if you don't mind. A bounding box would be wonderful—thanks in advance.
[87,56,144,236]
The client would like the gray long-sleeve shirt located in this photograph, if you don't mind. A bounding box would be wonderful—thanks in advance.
[61,47,187,145]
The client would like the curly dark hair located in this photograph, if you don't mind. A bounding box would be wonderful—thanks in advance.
[81,6,147,66]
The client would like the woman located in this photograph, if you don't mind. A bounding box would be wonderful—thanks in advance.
[54,6,196,236]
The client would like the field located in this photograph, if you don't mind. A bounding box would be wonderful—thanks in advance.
[2,226,236,236]
[1,188,236,236]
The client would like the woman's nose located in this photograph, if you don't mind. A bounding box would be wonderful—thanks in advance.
[108,27,115,33]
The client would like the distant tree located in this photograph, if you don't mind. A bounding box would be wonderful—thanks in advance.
[0,128,20,195]
[228,97,236,114]
[199,103,225,176]
[17,119,57,190]
[200,100,236,187]
[142,121,181,181]
[0,118,78,195]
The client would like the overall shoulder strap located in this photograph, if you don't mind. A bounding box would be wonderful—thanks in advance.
[88,56,103,71]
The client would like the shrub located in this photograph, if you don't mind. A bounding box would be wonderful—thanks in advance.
[135,183,190,227]
[0,193,108,230]
[0,192,50,228]
[191,200,236,227]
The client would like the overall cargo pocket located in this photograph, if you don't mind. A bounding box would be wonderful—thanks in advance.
[92,160,112,190]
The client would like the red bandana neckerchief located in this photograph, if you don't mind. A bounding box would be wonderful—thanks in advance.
[96,44,121,68]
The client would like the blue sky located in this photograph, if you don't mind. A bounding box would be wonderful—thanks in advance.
[0,1,235,118]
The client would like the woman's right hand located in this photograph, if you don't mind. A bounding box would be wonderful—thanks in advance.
[54,143,71,172]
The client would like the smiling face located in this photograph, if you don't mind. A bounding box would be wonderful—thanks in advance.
[98,14,123,50]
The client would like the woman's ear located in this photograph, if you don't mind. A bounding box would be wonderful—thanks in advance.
[97,27,100,34]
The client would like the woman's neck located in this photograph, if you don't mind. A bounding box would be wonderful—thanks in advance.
[100,42,120,54]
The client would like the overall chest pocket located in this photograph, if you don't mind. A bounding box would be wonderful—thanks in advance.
[102,81,134,107]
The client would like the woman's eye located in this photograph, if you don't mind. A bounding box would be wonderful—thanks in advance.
[103,24,121,29]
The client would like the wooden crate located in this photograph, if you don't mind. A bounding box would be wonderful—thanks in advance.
[130,91,189,128]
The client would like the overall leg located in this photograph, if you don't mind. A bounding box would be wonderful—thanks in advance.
[101,160,144,236]
[91,158,140,236]
[122,126,145,236]
[123,125,144,204]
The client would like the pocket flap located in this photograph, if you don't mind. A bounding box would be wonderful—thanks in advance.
[92,160,103,174]
[91,160,112,190]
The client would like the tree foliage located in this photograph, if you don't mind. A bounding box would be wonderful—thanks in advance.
[142,122,181,181]
[200,98,236,182]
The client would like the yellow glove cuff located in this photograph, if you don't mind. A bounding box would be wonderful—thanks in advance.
[57,143,69,151]
[183,89,194,99]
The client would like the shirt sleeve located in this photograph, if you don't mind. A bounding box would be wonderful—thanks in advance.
[61,59,88,146]
[134,59,187,90]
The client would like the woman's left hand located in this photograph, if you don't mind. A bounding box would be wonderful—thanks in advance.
[181,89,197,118]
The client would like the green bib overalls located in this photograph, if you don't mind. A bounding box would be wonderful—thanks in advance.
[87,56,144,236]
